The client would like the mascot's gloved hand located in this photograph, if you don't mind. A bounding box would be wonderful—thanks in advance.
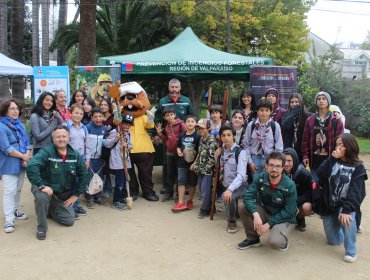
[146,107,157,124]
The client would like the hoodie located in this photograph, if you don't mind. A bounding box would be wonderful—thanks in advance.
[159,118,185,153]
[264,88,286,125]
[283,148,312,206]
[317,156,367,215]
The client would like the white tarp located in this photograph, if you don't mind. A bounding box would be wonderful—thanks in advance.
[0,53,33,76]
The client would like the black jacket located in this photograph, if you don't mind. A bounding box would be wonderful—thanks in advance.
[283,148,312,206]
[317,156,367,215]
[281,106,311,162]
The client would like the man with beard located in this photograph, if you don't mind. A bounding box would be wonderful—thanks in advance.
[237,151,297,251]
[154,79,195,194]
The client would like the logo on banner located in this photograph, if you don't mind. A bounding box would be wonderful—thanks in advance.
[122,62,133,72]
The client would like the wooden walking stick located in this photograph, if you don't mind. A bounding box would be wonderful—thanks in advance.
[122,135,133,209]
[210,88,229,220]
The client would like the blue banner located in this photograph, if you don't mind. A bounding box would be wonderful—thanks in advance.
[33,66,70,104]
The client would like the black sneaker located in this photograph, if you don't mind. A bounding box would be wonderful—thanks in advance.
[75,206,87,216]
[36,231,46,240]
[237,238,261,250]
[296,217,306,232]
[161,193,174,202]
[198,209,209,219]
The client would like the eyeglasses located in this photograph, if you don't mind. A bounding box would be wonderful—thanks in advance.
[8,107,20,111]
[267,163,283,169]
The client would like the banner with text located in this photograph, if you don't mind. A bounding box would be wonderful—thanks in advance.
[250,66,297,109]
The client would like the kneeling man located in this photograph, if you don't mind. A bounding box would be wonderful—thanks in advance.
[237,151,297,251]
[26,125,89,240]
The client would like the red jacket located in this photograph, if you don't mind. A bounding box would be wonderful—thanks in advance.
[159,119,185,153]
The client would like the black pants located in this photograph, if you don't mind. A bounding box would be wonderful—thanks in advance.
[128,153,155,196]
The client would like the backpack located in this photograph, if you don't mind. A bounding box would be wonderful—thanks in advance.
[101,128,119,161]
[249,118,277,151]
[86,167,104,195]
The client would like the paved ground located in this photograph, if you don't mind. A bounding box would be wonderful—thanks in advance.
[0,156,370,280]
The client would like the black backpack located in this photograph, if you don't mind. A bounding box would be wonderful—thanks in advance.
[101,128,119,161]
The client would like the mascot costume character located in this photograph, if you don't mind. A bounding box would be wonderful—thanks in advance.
[108,81,159,201]
[91,74,113,106]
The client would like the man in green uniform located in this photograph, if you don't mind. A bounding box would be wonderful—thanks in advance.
[154,78,195,194]
[237,151,297,251]
[26,125,89,240]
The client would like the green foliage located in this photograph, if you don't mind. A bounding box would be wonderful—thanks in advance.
[361,31,370,50]
[346,84,370,137]
[298,47,344,111]
[356,137,370,154]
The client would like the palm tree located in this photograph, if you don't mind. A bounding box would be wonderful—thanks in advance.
[0,0,8,98]
[78,0,97,65]
[57,0,67,65]
[32,0,40,66]
[41,0,50,65]
[50,0,172,61]
[10,0,25,102]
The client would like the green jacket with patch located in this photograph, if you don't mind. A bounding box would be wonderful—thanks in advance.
[243,172,297,226]
[26,144,89,196]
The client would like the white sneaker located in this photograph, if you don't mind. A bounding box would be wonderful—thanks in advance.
[4,221,14,233]
[14,209,28,220]
[344,255,357,263]
[357,225,363,234]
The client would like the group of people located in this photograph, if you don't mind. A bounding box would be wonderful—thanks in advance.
[0,79,367,263]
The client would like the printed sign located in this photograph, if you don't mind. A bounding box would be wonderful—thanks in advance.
[33,66,70,104]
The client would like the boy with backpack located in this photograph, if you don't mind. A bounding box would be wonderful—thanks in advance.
[155,107,185,202]
[215,125,248,233]
[85,108,109,209]
[242,99,283,178]
[104,114,133,210]
[64,103,90,218]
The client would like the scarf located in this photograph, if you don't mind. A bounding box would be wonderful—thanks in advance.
[0,116,28,153]
[315,111,331,154]
[255,119,272,157]
[219,145,239,182]
[42,111,53,124]
[293,117,299,148]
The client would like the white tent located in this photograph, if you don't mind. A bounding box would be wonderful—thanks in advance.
[0,53,33,76]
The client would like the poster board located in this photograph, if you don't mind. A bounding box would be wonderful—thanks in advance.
[33,66,70,103]
[250,66,297,109]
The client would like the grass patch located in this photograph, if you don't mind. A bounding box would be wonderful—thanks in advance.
[356,137,370,154]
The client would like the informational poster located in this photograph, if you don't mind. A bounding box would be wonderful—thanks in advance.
[74,65,121,103]
[33,66,70,104]
[250,66,297,109]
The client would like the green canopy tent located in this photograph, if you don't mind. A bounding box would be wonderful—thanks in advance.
[98,27,273,81]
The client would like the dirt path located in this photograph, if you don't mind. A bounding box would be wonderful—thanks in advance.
[1,155,370,280]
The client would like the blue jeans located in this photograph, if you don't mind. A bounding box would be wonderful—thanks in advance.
[322,212,357,257]
[113,169,126,203]
[251,154,266,178]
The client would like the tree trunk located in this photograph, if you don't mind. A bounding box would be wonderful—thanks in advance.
[57,0,67,65]
[0,0,9,99]
[41,0,50,65]
[77,0,97,66]
[10,0,25,103]
[32,0,40,66]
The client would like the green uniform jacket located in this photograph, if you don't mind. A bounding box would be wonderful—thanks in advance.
[243,172,297,227]
[154,94,195,124]
[26,144,89,196]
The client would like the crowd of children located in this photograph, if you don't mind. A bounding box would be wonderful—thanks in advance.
[1,85,366,263]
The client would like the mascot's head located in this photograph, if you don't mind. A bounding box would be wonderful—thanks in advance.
[91,74,113,105]
[108,81,150,118]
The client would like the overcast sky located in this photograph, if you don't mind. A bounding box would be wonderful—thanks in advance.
[306,0,370,44]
